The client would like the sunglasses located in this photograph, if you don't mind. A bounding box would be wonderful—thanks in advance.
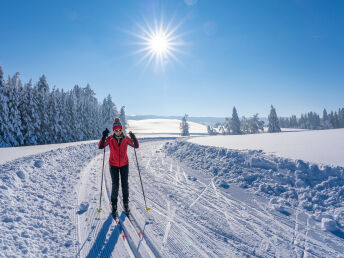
[114,129,122,132]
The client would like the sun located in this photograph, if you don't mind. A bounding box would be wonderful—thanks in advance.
[128,15,185,69]
[150,33,169,54]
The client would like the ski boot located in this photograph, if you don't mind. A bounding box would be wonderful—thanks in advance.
[124,203,130,214]
[111,204,118,219]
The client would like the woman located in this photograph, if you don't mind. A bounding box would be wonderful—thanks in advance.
[98,118,139,216]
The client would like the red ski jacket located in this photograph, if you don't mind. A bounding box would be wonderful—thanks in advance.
[98,135,139,167]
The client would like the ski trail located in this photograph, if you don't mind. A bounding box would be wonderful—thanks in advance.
[162,201,175,247]
[104,158,158,258]
[75,151,132,258]
[188,182,211,208]
[120,140,343,257]
[209,180,278,256]
[181,166,188,182]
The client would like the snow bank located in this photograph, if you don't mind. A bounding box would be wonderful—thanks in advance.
[164,141,344,216]
[0,143,98,256]
[188,128,344,167]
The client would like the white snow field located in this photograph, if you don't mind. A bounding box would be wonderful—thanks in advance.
[127,119,208,136]
[0,140,98,165]
[1,129,344,256]
[189,128,344,167]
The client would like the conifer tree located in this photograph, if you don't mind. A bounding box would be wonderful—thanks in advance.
[102,94,118,131]
[230,106,241,135]
[119,106,127,133]
[0,66,10,146]
[35,75,50,144]
[268,105,281,133]
[19,80,39,145]
[7,73,24,145]
[180,114,190,136]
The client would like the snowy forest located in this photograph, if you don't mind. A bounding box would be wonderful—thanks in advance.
[0,66,126,147]
[279,108,344,130]
[208,105,344,135]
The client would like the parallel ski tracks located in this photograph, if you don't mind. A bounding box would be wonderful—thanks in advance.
[76,140,343,257]
[103,160,159,258]
[144,151,283,256]
[76,153,134,258]
[134,141,343,257]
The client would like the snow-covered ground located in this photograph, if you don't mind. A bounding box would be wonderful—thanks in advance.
[0,140,98,165]
[1,126,344,257]
[189,128,344,167]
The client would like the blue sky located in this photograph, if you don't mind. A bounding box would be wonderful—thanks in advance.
[1,0,343,117]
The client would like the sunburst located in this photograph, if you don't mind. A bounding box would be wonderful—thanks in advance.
[129,15,185,70]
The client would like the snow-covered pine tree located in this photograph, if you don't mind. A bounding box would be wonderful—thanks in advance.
[47,86,62,143]
[339,108,344,128]
[268,105,281,133]
[6,73,24,146]
[119,106,127,133]
[180,114,190,136]
[35,75,50,144]
[18,80,39,145]
[334,112,340,128]
[61,89,74,142]
[207,125,218,135]
[71,85,84,141]
[83,84,101,139]
[0,66,11,147]
[249,114,264,133]
[290,115,298,128]
[102,94,118,131]
[230,106,241,135]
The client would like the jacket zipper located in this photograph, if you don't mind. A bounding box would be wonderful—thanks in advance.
[118,139,121,167]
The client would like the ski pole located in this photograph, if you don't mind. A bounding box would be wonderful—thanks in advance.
[97,148,106,213]
[134,148,150,211]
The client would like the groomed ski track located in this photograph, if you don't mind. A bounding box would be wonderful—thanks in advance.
[75,139,344,257]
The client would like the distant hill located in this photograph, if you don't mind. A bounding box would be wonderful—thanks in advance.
[127,115,268,126]
[127,115,226,126]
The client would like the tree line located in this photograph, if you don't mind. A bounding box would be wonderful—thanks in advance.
[279,108,344,130]
[207,105,280,135]
[207,105,344,136]
[0,66,126,147]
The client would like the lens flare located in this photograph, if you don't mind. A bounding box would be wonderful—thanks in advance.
[127,15,186,70]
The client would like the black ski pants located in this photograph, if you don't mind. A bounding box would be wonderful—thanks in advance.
[109,164,129,207]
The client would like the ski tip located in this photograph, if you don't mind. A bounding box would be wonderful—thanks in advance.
[97,209,102,213]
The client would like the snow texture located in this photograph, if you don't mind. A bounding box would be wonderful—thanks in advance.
[1,134,344,257]
[164,139,344,220]
[0,143,98,256]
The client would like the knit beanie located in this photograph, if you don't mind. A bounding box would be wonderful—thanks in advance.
[112,118,123,131]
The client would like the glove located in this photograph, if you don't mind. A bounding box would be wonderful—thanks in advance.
[102,128,110,138]
[129,131,138,148]
[129,131,136,140]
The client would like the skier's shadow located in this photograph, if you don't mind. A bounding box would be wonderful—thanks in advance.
[86,214,120,258]
[331,229,344,239]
